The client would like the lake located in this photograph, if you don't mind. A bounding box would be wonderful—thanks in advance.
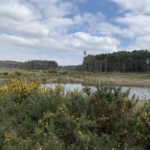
[45,83,150,100]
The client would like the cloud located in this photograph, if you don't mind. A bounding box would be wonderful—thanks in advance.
[112,0,150,14]
[0,0,48,37]
[111,0,150,50]
[0,2,35,21]
[0,0,122,65]
[117,13,150,37]
[0,18,49,37]
[3,0,150,65]
[62,32,120,53]
[132,35,150,50]
[0,31,119,59]
[27,0,77,18]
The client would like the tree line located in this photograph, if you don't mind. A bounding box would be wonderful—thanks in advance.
[0,60,58,70]
[83,50,150,72]
[1,50,150,72]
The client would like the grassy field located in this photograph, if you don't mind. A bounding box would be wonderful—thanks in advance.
[0,68,150,87]
[0,79,149,150]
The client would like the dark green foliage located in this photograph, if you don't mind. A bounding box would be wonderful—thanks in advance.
[3,72,8,76]
[15,71,22,76]
[0,60,58,70]
[0,61,22,69]
[83,50,150,72]
[24,60,58,70]
[0,83,149,150]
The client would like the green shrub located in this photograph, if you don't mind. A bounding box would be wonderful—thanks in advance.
[3,72,8,76]
[59,70,70,75]
[0,80,149,150]
[47,69,58,74]
[14,71,22,76]
[135,100,150,146]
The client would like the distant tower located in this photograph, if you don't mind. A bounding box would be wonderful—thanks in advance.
[83,51,87,71]
[146,58,150,71]
[146,58,150,64]
[84,50,87,58]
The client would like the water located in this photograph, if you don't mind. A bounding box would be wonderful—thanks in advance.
[120,86,150,100]
[45,83,150,100]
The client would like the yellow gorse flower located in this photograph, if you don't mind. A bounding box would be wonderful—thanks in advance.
[57,104,68,113]
[4,131,16,144]
[0,79,43,102]
[55,84,64,94]
[77,131,91,142]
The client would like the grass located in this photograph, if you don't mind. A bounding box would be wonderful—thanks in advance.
[0,68,150,87]
[0,79,149,150]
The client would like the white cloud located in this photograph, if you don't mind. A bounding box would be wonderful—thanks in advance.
[62,32,119,52]
[111,0,150,50]
[0,2,35,21]
[117,14,150,37]
[0,18,49,37]
[112,0,150,14]
[0,0,123,65]
[0,34,36,46]
[28,0,77,18]
[0,31,119,54]
[131,35,150,50]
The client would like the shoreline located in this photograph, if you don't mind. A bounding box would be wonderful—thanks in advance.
[0,69,150,87]
[45,75,150,87]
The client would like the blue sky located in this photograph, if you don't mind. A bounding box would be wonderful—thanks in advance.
[0,0,150,65]
[78,0,120,17]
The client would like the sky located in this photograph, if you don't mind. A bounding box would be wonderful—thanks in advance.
[0,0,150,65]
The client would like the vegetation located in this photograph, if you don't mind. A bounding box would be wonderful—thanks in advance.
[0,79,149,150]
[1,50,150,73]
[83,50,150,72]
[23,60,58,70]
[0,69,150,87]
[0,60,58,70]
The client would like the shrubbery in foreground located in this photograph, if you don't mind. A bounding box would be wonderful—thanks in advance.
[0,79,149,150]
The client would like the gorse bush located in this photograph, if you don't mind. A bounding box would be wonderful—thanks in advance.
[0,79,149,150]
[14,71,22,76]
[2,72,8,76]
[135,100,150,145]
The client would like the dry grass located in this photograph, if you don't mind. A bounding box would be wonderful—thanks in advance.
[0,68,150,87]
[46,73,150,87]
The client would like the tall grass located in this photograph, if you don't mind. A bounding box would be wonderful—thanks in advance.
[0,79,149,150]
